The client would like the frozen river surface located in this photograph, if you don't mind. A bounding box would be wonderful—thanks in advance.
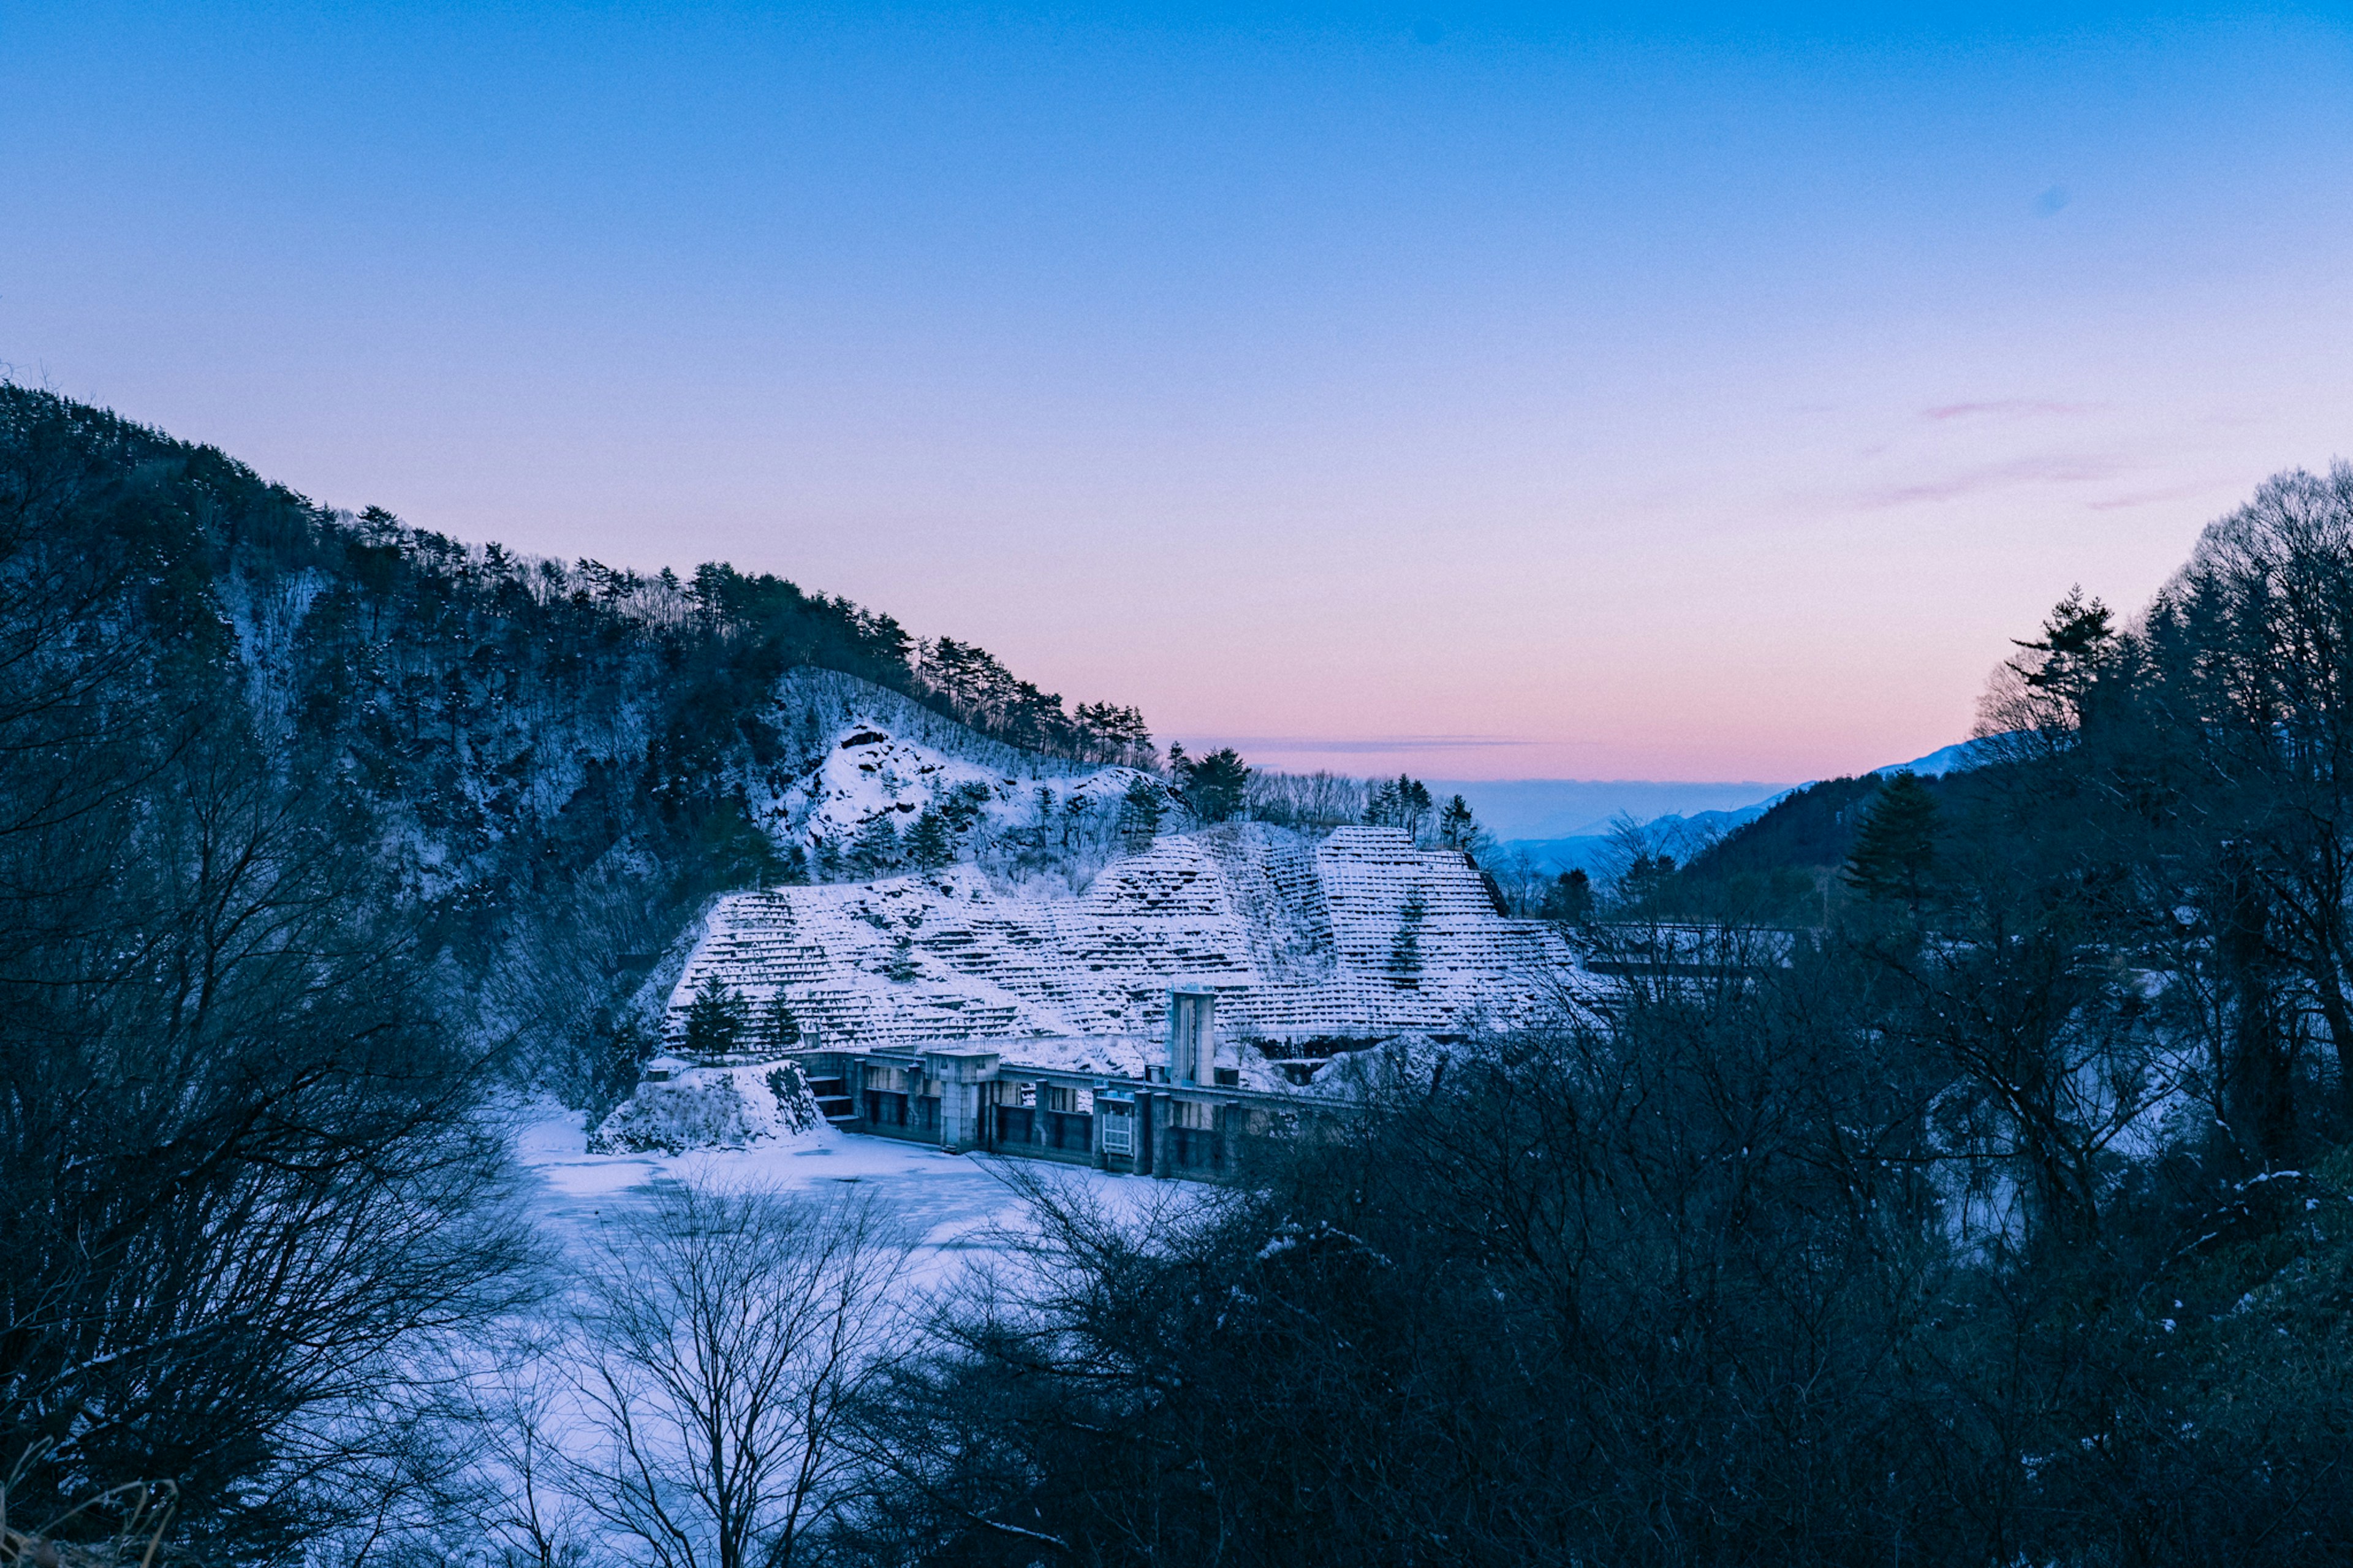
[510,1103,1183,1286]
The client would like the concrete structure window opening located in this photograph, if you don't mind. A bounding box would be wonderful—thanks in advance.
[1175,1099,1214,1131]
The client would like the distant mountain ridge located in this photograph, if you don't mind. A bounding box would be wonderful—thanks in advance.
[1489,738,2001,876]
[1431,778,1796,841]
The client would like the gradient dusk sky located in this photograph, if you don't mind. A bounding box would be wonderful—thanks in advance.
[6,4,2352,780]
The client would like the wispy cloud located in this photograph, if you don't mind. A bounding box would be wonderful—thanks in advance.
[1854,453,2123,509]
[1922,399,2100,422]
[2086,482,2215,513]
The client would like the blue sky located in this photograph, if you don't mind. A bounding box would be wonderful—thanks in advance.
[7,2,2352,778]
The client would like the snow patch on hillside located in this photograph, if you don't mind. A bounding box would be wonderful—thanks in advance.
[773,721,1147,847]
[722,671,1169,895]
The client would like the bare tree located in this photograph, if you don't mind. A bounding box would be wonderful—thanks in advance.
[0,727,535,1557]
[563,1183,909,1568]
[434,1328,598,1568]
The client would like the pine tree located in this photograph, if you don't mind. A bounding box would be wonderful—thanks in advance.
[1844,771,1941,910]
[1390,888,1427,985]
[757,991,803,1051]
[1542,868,1594,924]
[1618,851,1677,908]
[1984,586,2121,743]
[1366,775,1438,840]
[2013,586,2117,716]
[1179,747,1251,824]
[849,814,903,876]
[1118,777,1164,852]
[1438,793,1481,852]
[904,808,953,869]
[1401,778,1435,841]
[681,973,751,1058]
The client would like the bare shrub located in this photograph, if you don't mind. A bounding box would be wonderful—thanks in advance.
[561,1183,911,1568]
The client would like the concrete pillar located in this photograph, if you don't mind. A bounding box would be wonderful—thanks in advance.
[938,1083,978,1151]
[1148,1092,1173,1180]
[1166,985,1218,1085]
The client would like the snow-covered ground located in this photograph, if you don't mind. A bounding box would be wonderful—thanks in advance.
[419,1105,1179,1568]
[509,1099,1165,1284]
[775,721,1145,850]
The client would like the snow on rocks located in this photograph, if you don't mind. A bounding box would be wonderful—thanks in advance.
[779,722,1145,846]
[589,1059,823,1154]
[734,669,1153,860]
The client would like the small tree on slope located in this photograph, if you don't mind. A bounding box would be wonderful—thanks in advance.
[683,974,752,1058]
[903,808,953,869]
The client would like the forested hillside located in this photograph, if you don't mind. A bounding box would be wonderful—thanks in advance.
[0,386,1176,1558]
[0,387,1154,1100]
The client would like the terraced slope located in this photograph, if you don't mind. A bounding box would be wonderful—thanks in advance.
[667,824,1585,1064]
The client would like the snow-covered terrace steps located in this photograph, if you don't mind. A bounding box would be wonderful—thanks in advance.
[661,986,1028,1049]
[664,824,1591,1050]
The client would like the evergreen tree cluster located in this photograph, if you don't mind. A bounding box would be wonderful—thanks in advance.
[1169,743,1252,824]
[1363,773,1436,837]
[1841,768,1941,910]
[915,636,1154,764]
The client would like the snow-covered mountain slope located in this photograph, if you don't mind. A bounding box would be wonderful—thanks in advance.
[732,668,1159,879]
[770,717,1146,847]
[1877,736,2007,777]
[665,825,1588,1072]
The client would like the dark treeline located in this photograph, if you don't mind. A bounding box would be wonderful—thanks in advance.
[825,468,2353,1566]
[0,390,545,1559]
